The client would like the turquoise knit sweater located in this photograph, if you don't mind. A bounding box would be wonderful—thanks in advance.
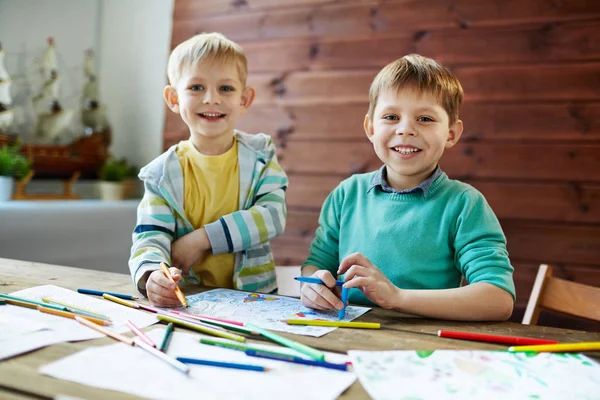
[303,171,516,306]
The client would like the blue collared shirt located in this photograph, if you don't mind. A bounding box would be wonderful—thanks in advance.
[369,165,442,197]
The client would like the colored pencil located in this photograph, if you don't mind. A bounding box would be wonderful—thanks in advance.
[245,349,348,371]
[171,312,256,335]
[171,311,244,327]
[0,299,4,305]
[75,316,134,345]
[37,305,111,326]
[159,323,174,352]
[77,288,139,300]
[200,337,302,358]
[126,320,156,347]
[294,276,344,287]
[438,330,558,346]
[157,314,246,342]
[282,319,380,329]
[136,303,161,313]
[2,298,37,309]
[42,297,111,321]
[338,287,348,320]
[245,323,325,361]
[0,294,68,311]
[176,357,267,372]
[102,293,140,309]
[134,337,190,375]
[509,342,600,353]
[160,262,188,308]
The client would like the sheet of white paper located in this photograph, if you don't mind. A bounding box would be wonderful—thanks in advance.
[170,288,370,337]
[348,350,600,400]
[0,313,47,340]
[41,327,356,400]
[0,285,157,360]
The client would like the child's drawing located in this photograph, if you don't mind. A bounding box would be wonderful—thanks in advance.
[349,350,600,400]
[177,288,370,337]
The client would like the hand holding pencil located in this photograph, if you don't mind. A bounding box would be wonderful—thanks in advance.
[145,263,188,308]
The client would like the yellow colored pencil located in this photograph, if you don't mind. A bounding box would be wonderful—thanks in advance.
[37,305,111,326]
[103,293,140,309]
[157,314,245,342]
[509,342,600,353]
[160,262,188,308]
[282,319,381,329]
[42,297,111,320]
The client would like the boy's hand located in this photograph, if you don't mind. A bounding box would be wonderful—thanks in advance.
[171,228,210,274]
[300,269,345,310]
[338,252,400,310]
[146,267,184,307]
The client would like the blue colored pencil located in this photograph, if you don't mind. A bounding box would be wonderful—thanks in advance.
[77,288,139,300]
[294,276,344,287]
[338,287,348,320]
[176,357,267,372]
[245,349,348,371]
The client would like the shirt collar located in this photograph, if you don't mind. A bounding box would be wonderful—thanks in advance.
[369,165,442,197]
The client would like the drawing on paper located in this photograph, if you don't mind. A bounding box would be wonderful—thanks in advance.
[349,350,600,400]
[176,288,370,337]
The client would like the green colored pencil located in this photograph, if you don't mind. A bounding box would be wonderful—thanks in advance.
[157,314,246,342]
[0,299,5,305]
[160,323,174,352]
[200,337,303,358]
[245,323,325,361]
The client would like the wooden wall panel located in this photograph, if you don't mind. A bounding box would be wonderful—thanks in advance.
[169,0,600,330]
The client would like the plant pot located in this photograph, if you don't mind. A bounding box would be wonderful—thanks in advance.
[0,176,14,201]
[98,181,125,201]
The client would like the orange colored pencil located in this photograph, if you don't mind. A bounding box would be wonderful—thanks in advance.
[74,316,134,346]
[37,306,112,326]
[160,262,188,308]
[5,298,38,309]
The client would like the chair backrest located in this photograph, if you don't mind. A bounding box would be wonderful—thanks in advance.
[522,264,600,325]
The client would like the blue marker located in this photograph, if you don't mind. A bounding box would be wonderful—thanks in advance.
[245,350,348,372]
[176,357,267,372]
[339,287,348,320]
[294,276,344,287]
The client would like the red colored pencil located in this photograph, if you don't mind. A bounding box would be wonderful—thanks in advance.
[437,330,559,346]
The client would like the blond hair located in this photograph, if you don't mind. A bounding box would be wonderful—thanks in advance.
[368,54,463,125]
[167,32,248,86]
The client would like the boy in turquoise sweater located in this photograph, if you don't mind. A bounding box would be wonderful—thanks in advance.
[301,54,515,321]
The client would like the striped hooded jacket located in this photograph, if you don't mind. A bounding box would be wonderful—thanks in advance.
[128,131,288,295]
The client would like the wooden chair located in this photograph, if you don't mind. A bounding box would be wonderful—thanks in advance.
[522,264,600,325]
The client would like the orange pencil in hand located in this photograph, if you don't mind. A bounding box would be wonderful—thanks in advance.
[160,262,188,308]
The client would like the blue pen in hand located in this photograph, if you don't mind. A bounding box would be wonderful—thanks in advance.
[295,276,348,319]
[294,276,344,286]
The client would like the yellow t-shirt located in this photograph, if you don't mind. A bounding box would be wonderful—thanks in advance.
[176,139,239,288]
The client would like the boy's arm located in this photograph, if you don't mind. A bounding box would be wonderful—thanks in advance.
[128,181,174,295]
[302,185,343,276]
[203,139,288,254]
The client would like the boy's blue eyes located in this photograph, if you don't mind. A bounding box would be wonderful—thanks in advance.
[189,85,235,92]
[383,115,434,122]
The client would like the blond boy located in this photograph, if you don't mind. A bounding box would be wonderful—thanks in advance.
[301,54,515,320]
[129,33,288,306]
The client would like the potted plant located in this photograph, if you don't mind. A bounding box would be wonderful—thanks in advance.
[0,144,31,201]
[98,157,128,201]
[121,158,139,199]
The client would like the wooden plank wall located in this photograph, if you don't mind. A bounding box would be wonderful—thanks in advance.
[166,0,600,330]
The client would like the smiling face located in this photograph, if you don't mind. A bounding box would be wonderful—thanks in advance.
[364,87,463,191]
[164,60,254,155]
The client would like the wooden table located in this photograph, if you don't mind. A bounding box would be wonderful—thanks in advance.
[1,258,599,400]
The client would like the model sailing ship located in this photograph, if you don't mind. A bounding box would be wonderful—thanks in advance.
[0,38,110,179]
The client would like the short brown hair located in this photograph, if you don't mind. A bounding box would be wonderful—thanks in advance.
[368,54,463,125]
[167,32,248,86]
